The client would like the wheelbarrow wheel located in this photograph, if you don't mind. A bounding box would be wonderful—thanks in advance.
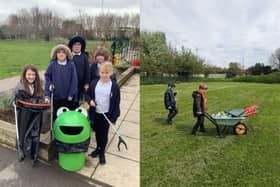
[234,123,247,135]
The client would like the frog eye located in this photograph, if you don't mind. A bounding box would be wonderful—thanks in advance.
[57,107,69,116]
[75,107,88,117]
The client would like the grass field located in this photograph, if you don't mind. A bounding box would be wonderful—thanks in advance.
[0,40,111,79]
[141,82,280,186]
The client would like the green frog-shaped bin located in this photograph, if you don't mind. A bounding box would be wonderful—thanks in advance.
[54,107,90,171]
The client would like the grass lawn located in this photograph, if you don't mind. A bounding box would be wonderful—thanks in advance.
[141,82,280,186]
[0,40,111,79]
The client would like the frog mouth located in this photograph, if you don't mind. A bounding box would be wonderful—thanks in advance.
[60,126,83,135]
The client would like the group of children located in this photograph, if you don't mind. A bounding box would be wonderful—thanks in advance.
[11,36,120,167]
[164,83,208,135]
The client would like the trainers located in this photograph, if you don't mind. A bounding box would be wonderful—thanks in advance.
[89,149,100,158]
[99,154,106,165]
[32,159,38,167]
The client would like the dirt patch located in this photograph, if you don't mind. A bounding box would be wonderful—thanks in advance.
[0,108,51,134]
[0,108,14,124]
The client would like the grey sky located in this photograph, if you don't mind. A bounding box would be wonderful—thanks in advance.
[0,0,140,22]
[141,0,280,68]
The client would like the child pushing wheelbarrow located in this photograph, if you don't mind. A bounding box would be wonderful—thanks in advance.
[191,83,257,137]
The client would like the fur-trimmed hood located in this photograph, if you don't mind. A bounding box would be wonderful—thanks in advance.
[50,44,72,60]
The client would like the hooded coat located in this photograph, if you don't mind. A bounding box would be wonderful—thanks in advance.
[164,86,176,109]
[192,91,205,117]
[68,36,90,88]
[45,44,78,100]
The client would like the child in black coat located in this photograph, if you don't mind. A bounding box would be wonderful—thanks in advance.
[164,83,178,124]
[68,36,90,107]
[11,64,46,167]
[191,83,208,135]
[86,62,120,165]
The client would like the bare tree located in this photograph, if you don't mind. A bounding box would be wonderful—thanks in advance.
[269,52,280,70]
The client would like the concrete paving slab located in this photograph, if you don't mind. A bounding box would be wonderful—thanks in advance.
[130,100,139,112]
[118,108,129,122]
[76,147,99,178]
[120,99,134,110]
[121,93,137,101]
[118,121,139,140]
[124,110,139,124]
[92,154,139,187]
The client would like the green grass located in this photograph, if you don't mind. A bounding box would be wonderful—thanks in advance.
[141,82,280,186]
[0,40,112,79]
[0,40,55,79]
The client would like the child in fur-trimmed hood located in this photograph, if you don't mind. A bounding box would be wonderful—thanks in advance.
[45,44,78,120]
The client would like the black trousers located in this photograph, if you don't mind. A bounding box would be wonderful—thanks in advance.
[167,107,177,122]
[53,99,76,121]
[94,113,110,154]
[192,115,205,133]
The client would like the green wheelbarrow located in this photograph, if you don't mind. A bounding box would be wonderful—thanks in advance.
[204,105,258,137]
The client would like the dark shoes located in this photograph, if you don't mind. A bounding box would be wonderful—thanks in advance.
[89,148,106,165]
[99,154,106,165]
[89,149,100,158]
[166,119,172,125]
[32,159,38,167]
[18,155,24,162]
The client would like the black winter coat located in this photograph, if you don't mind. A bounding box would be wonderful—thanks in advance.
[164,87,176,109]
[192,91,205,117]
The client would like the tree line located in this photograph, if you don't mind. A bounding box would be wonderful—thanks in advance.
[0,6,139,41]
[141,31,280,79]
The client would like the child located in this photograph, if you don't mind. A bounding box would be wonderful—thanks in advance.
[68,36,90,107]
[164,83,178,124]
[11,64,46,167]
[191,83,208,135]
[89,48,117,82]
[44,44,78,120]
[86,62,120,165]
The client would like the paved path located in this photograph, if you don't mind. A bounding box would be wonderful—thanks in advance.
[0,73,140,187]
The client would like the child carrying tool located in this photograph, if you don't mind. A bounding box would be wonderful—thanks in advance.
[86,62,120,165]
[11,64,49,167]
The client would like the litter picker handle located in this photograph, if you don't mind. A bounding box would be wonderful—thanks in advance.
[101,112,128,151]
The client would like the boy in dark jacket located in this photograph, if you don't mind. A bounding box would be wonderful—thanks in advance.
[191,83,208,135]
[86,62,120,165]
[164,83,177,125]
[68,36,90,106]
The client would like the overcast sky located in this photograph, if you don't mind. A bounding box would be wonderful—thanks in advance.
[0,0,140,22]
[141,0,280,68]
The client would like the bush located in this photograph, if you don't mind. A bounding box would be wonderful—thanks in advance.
[232,72,280,83]
[0,96,12,109]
